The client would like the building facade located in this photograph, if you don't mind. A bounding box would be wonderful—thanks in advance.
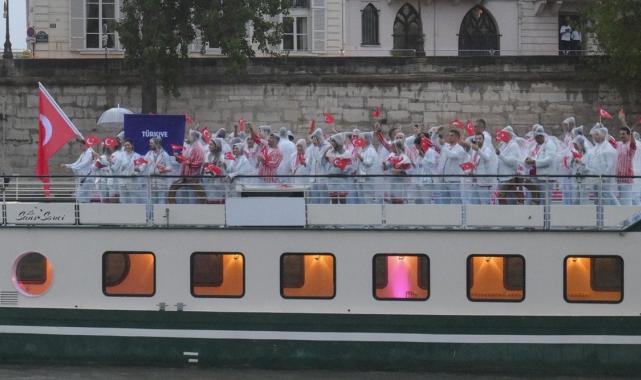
[25,0,591,59]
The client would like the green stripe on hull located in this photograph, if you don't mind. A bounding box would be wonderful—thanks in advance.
[0,308,640,335]
[1,334,640,375]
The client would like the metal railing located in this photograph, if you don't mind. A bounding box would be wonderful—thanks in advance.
[1,174,640,229]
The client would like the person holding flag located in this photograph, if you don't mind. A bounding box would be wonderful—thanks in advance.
[290,139,310,184]
[324,133,354,204]
[307,128,331,204]
[495,126,525,205]
[469,131,498,205]
[615,111,637,205]
[226,138,256,185]
[249,124,283,183]
[203,138,228,204]
[62,136,100,203]
[111,139,143,204]
[586,125,619,205]
[432,128,467,205]
[141,137,172,204]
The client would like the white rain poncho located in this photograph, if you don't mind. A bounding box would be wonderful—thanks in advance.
[325,133,354,199]
[586,125,619,205]
[112,148,142,204]
[277,127,297,178]
[497,126,527,181]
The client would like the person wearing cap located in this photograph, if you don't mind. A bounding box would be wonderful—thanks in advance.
[616,123,637,205]
[586,125,619,205]
[307,128,331,203]
[62,137,100,203]
[277,127,297,180]
[524,126,558,205]
[325,133,354,204]
[249,125,283,183]
[469,131,498,205]
[496,126,525,205]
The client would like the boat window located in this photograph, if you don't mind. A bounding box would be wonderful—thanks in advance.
[13,252,53,296]
[565,256,622,303]
[191,252,245,298]
[103,252,155,297]
[281,253,335,299]
[467,255,525,302]
[373,254,429,300]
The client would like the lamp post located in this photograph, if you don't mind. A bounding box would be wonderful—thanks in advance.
[3,0,13,59]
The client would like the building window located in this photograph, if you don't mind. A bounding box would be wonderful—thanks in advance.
[86,0,116,49]
[292,0,309,8]
[283,16,309,51]
[281,253,335,299]
[13,252,53,297]
[467,255,524,302]
[565,256,623,303]
[361,4,379,46]
[393,3,421,51]
[458,5,499,56]
[191,252,245,298]
[103,252,155,297]
[373,254,428,300]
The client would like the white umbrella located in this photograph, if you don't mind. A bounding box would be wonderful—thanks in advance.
[97,105,134,128]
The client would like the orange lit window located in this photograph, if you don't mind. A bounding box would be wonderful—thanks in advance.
[565,256,622,303]
[191,252,245,298]
[467,255,525,302]
[281,253,335,299]
[373,254,429,300]
[103,252,155,297]
[13,252,53,296]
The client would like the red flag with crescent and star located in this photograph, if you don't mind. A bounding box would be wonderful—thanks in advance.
[36,82,83,195]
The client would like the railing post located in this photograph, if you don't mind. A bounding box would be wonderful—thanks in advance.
[543,178,551,230]
[597,176,604,229]
[146,175,152,226]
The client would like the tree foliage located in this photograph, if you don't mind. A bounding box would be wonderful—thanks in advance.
[581,0,641,87]
[116,0,290,113]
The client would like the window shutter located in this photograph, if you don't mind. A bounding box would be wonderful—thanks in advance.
[311,0,326,52]
[69,0,85,50]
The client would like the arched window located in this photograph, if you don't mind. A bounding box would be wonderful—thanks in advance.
[458,5,500,56]
[393,3,421,51]
[361,3,379,45]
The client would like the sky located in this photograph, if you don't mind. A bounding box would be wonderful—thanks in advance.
[0,1,27,51]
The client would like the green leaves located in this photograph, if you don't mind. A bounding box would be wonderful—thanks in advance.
[116,0,290,112]
[581,0,641,87]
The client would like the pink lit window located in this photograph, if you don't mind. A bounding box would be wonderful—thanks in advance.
[373,254,429,300]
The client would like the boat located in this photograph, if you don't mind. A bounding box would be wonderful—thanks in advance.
[1,174,641,375]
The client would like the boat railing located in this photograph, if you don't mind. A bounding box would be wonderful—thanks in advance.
[1,174,640,230]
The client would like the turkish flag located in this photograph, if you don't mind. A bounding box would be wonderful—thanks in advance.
[372,106,382,119]
[184,113,194,125]
[171,144,184,153]
[599,107,614,120]
[134,157,148,166]
[609,135,618,149]
[353,137,366,148]
[225,152,235,160]
[420,136,432,152]
[450,119,465,129]
[308,119,317,134]
[200,127,211,144]
[465,120,475,136]
[205,163,222,175]
[460,162,475,171]
[496,130,511,143]
[324,112,335,125]
[333,158,351,170]
[36,83,82,195]
[238,117,245,132]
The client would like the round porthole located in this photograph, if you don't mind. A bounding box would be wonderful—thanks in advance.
[12,252,53,296]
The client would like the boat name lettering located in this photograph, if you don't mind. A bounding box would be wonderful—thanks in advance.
[16,208,66,222]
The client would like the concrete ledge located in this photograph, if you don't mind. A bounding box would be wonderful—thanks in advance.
[384,204,462,226]
[467,205,543,227]
[307,204,382,225]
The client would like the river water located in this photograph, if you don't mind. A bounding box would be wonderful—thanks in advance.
[0,367,632,380]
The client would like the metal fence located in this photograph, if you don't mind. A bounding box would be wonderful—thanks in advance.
[1,174,640,229]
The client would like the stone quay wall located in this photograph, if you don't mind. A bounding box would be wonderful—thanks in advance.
[0,56,639,174]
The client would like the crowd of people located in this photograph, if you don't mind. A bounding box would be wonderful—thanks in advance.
[61,112,641,206]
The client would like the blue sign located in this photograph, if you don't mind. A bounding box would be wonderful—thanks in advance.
[123,114,186,156]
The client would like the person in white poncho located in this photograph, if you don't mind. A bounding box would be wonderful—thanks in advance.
[111,139,142,204]
[62,137,100,203]
[586,125,619,205]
